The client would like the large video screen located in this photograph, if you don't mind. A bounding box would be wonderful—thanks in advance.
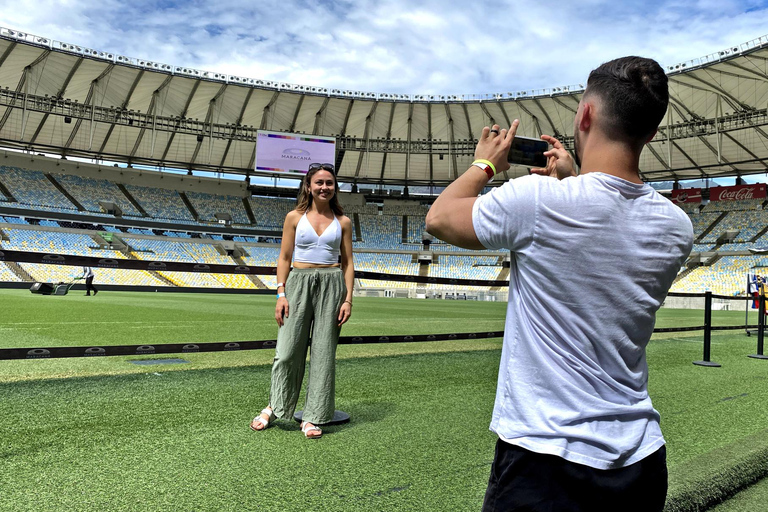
[255,130,336,175]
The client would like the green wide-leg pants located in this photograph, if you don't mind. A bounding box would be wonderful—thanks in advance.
[270,267,346,425]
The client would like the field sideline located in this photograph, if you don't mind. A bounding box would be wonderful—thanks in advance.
[2,290,768,511]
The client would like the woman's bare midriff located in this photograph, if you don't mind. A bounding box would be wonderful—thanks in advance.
[293,261,341,269]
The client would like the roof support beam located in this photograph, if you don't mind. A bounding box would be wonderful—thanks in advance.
[312,97,330,135]
[515,101,543,136]
[354,101,378,180]
[551,96,577,115]
[444,103,458,181]
[340,99,354,136]
[0,41,17,69]
[220,87,254,169]
[461,103,473,139]
[494,101,512,129]
[721,60,768,81]
[190,83,227,166]
[478,102,495,125]
[0,49,49,134]
[722,131,766,169]
[670,139,703,174]
[29,56,83,144]
[379,102,396,181]
[63,63,115,150]
[405,103,413,183]
[644,144,672,173]
[258,91,280,130]
[288,94,304,133]
[668,95,697,120]
[670,76,753,112]
[105,70,149,158]
[427,103,435,183]
[160,80,201,164]
[532,98,560,137]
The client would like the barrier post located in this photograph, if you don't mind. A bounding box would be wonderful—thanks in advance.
[694,291,721,367]
[749,294,768,360]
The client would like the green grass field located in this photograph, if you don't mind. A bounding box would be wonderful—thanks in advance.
[1,289,767,511]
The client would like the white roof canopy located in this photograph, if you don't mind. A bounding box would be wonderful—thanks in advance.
[0,27,766,186]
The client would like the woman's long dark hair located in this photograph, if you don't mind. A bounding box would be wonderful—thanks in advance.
[296,167,344,215]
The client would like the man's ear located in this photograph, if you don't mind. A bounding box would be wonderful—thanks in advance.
[578,102,593,132]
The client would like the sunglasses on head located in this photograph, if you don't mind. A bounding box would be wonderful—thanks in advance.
[308,163,335,173]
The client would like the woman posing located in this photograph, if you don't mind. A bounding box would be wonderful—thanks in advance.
[251,163,354,439]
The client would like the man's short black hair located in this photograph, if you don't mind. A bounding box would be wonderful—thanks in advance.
[585,56,668,143]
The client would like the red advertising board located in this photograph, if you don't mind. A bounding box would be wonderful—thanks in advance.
[709,183,767,202]
[671,188,702,204]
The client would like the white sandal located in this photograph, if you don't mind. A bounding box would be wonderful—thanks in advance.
[301,421,322,439]
[250,407,274,431]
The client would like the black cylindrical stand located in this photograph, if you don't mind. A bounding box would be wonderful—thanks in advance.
[694,291,721,367]
[749,294,768,360]
[294,410,350,425]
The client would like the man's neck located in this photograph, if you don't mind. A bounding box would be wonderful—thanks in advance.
[578,139,644,184]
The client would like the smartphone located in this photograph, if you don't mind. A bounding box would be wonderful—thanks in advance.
[508,136,548,168]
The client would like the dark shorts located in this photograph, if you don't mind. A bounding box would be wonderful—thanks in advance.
[482,439,667,512]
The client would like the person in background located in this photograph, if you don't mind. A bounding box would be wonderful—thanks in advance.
[82,266,98,296]
[250,163,354,439]
[426,57,693,511]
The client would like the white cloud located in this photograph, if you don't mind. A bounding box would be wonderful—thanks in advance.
[0,0,767,95]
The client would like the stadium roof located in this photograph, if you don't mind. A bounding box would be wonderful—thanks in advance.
[0,27,766,186]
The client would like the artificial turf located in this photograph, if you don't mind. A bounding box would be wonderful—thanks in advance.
[1,290,768,511]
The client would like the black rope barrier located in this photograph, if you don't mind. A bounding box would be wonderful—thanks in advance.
[0,331,506,360]
[2,250,768,364]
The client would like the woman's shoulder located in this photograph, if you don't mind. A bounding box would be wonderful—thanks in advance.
[286,209,304,221]
[283,209,304,229]
[337,214,352,227]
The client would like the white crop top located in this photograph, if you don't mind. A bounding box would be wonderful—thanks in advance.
[293,212,342,265]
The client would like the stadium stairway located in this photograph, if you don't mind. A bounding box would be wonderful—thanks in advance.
[750,224,768,243]
[45,173,84,211]
[491,256,509,292]
[0,177,16,202]
[115,183,149,217]
[353,213,362,242]
[673,265,698,284]
[155,271,183,287]
[232,254,267,289]
[696,211,729,243]
[178,192,200,221]
[90,234,109,248]
[125,249,177,287]
[242,197,257,224]
[5,261,33,281]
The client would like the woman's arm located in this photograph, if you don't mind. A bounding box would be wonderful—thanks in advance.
[275,211,299,327]
[338,215,354,326]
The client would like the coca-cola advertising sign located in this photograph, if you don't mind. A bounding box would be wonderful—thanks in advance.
[671,188,702,204]
[710,184,767,202]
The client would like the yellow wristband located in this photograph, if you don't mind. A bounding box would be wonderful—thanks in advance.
[473,159,497,176]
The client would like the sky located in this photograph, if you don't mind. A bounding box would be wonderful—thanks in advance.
[1,0,768,96]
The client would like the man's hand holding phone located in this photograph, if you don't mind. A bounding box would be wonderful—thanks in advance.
[530,135,577,180]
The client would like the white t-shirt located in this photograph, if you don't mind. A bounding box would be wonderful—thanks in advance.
[472,172,693,470]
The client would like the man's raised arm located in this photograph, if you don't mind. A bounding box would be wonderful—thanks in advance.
[425,120,518,249]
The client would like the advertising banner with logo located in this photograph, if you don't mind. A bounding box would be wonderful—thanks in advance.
[709,184,767,202]
[671,188,702,204]
[255,130,336,175]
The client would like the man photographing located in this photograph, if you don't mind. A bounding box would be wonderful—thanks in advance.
[426,57,693,511]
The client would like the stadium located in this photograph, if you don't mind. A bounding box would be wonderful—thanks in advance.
[1,23,768,512]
